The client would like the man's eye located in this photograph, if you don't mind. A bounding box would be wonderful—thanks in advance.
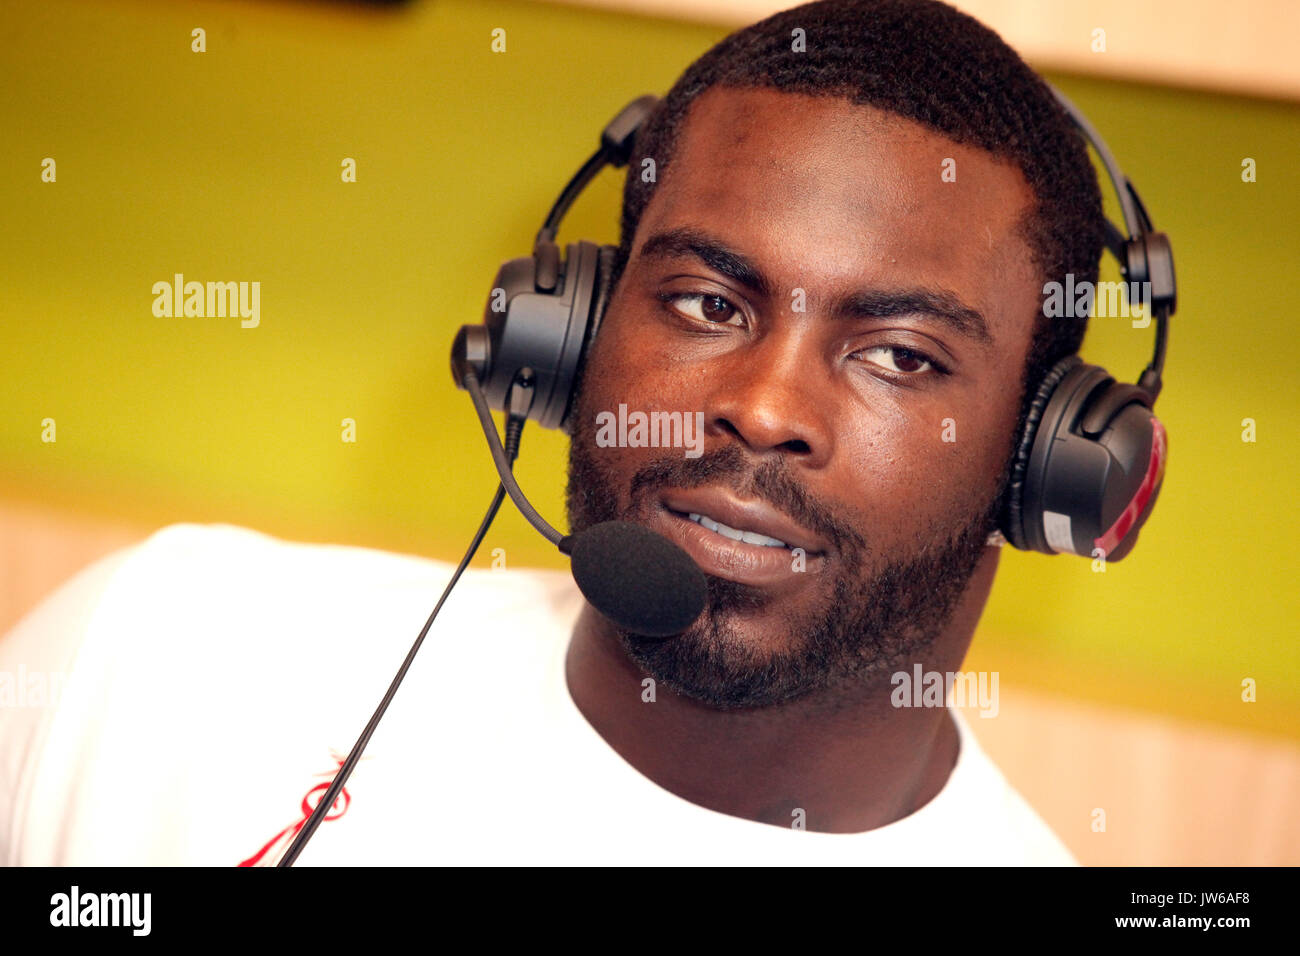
[662,292,742,326]
[860,345,938,375]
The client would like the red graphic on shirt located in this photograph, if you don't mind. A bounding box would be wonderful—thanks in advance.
[239,751,362,867]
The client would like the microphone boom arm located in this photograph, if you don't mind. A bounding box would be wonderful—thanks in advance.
[462,368,572,552]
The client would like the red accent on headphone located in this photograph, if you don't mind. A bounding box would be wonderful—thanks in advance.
[1094,417,1166,557]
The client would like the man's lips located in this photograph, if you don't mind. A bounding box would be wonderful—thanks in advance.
[661,487,829,555]
[649,487,830,589]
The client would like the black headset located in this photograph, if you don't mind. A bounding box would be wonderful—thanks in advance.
[451,87,1175,563]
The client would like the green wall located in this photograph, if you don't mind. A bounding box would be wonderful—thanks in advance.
[2,0,1296,738]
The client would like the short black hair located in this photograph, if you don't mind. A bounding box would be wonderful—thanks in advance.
[612,0,1106,492]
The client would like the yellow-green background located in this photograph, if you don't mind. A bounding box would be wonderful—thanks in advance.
[2,0,1296,739]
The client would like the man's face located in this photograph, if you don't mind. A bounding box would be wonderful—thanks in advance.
[566,86,1041,709]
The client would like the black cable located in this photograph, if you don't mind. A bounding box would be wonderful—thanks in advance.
[461,369,566,547]
[276,406,525,867]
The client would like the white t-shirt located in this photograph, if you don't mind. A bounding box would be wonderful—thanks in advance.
[0,523,1077,866]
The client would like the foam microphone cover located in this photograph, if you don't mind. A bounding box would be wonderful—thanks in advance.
[567,521,707,637]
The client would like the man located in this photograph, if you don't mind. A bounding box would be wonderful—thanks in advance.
[1,0,1095,864]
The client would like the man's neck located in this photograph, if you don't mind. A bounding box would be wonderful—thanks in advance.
[562,546,1000,833]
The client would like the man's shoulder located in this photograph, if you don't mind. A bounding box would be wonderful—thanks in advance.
[0,521,585,742]
[15,521,579,650]
[0,523,585,865]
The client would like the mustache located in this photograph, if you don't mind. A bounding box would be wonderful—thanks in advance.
[627,443,868,559]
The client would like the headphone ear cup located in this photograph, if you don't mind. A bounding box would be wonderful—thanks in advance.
[468,241,605,430]
[1008,356,1165,559]
[1001,355,1083,550]
[558,244,617,433]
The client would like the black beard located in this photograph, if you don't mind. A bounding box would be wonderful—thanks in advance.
[564,394,1000,711]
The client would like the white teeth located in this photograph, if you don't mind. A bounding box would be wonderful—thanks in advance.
[686,512,788,548]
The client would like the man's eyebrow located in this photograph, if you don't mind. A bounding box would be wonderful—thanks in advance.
[637,226,993,347]
[638,227,773,299]
[833,289,993,347]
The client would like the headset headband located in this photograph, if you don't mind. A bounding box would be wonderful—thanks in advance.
[1048,87,1175,401]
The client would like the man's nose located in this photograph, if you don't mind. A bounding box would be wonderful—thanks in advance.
[700,328,834,468]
